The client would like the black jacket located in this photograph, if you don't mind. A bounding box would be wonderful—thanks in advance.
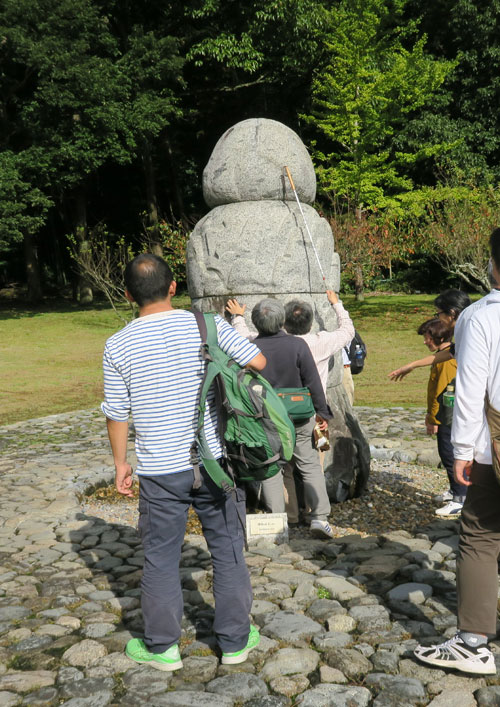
[254,330,332,419]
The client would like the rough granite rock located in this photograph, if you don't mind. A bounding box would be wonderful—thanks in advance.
[0,671,56,693]
[364,673,426,703]
[149,692,235,707]
[187,201,340,303]
[386,582,433,604]
[324,648,373,680]
[475,686,500,706]
[206,673,268,700]
[428,690,477,706]
[62,639,107,668]
[296,684,372,707]
[261,611,323,643]
[202,118,317,207]
[259,647,320,681]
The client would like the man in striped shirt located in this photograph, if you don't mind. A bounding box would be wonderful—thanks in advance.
[102,254,266,671]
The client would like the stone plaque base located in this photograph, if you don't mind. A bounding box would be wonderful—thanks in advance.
[246,513,289,545]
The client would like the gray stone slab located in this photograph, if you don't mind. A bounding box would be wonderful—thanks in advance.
[259,647,320,681]
[296,684,371,706]
[312,632,352,651]
[262,611,323,643]
[206,674,268,700]
[364,674,426,703]
[149,693,235,707]
[188,202,340,300]
[387,583,433,604]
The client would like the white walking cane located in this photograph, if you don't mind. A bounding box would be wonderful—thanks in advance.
[284,166,329,292]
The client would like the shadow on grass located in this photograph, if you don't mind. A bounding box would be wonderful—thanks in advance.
[0,292,191,321]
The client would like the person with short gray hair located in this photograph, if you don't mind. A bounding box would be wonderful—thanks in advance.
[251,298,285,335]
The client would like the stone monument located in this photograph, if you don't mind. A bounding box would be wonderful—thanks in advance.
[187,118,370,502]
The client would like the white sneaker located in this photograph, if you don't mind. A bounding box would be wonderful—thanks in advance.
[435,501,463,518]
[414,633,496,675]
[310,519,334,539]
[433,489,453,503]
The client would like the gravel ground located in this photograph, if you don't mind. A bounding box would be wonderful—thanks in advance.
[82,457,449,539]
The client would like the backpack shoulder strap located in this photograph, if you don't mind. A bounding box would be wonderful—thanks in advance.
[192,308,207,344]
[203,312,218,348]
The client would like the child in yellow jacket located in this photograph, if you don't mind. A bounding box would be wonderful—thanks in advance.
[418,318,466,518]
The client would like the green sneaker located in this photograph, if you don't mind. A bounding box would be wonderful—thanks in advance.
[125,638,183,671]
[221,625,260,665]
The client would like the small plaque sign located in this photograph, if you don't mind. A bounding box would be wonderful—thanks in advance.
[246,512,289,545]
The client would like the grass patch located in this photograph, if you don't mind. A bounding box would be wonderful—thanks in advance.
[342,292,481,407]
[0,291,480,424]
[7,654,34,670]
[0,293,190,425]
[316,586,332,599]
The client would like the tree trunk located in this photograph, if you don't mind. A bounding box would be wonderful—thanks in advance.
[354,264,364,302]
[163,133,186,224]
[74,186,93,304]
[143,144,162,256]
[23,232,42,303]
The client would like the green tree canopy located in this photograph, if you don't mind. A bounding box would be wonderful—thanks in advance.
[304,0,453,213]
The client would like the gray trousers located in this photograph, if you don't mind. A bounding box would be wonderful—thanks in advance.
[138,468,252,653]
[261,417,331,521]
[457,462,500,637]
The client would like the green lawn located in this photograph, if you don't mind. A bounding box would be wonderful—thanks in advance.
[343,293,443,408]
[0,292,477,425]
[0,295,191,425]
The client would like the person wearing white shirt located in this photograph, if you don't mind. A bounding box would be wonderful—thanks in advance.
[282,291,355,394]
[415,227,500,676]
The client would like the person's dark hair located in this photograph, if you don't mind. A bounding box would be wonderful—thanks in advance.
[434,289,471,321]
[251,299,285,335]
[418,318,453,346]
[284,299,313,335]
[124,254,173,307]
[489,227,500,273]
[417,318,436,336]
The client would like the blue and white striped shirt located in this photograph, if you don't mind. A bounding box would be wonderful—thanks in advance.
[102,310,260,476]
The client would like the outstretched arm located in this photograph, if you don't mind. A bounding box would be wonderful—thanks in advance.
[388,348,453,381]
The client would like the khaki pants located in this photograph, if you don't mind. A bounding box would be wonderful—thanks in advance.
[261,418,331,522]
[342,366,354,406]
[457,462,500,637]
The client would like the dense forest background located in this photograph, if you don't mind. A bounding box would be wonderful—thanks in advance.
[2,0,500,303]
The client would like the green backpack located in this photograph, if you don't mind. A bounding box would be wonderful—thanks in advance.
[190,311,296,492]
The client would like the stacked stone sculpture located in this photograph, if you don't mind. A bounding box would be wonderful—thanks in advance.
[187,118,370,502]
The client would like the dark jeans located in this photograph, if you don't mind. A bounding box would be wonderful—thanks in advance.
[138,468,252,654]
[437,424,468,502]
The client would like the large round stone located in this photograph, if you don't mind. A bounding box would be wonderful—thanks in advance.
[203,118,316,207]
[187,201,339,300]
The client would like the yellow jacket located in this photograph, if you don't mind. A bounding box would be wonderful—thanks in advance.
[427,357,457,425]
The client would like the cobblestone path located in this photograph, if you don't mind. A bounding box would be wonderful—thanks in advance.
[0,408,498,706]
